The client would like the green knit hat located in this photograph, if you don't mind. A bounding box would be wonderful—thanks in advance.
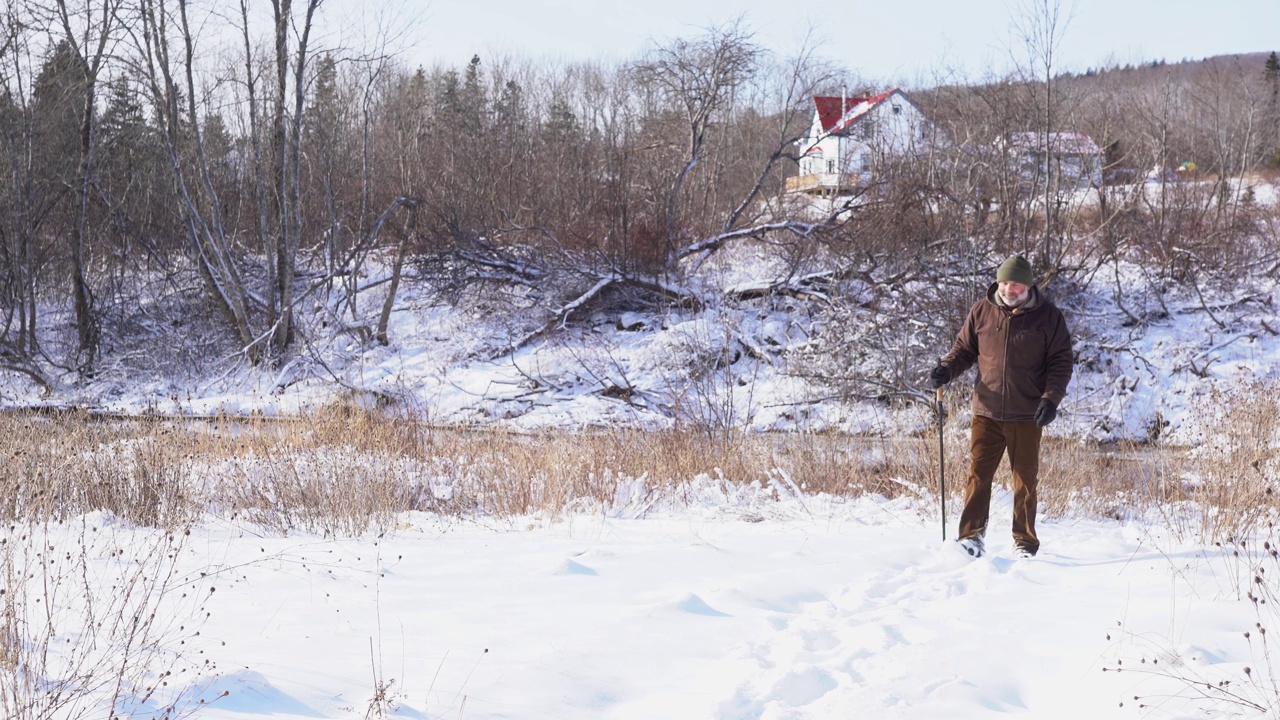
[996,254,1034,286]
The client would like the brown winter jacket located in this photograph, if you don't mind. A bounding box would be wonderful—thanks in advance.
[940,283,1074,422]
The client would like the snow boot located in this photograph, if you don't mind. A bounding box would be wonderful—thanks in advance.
[957,536,985,558]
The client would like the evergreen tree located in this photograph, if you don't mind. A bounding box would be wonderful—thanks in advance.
[494,79,525,133]
[30,41,85,194]
[97,75,169,257]
[303,53,348,270]
[542,98,581,145]
[434,55,486,132]
[100,76,148,143]
[389,67,429,192]
[0,41,89,358]
[202,112,237,206]
[1266,51,1280,166]
[0,87,25,349]
[306,54,341,149]
[463,54,484,116]
[428,57,490,229]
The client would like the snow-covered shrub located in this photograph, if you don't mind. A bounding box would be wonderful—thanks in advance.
[1157,380,1280,541]
[0,519,220,719]
[1105,528,1280,717]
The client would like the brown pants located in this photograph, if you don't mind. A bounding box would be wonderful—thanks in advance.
[957,414,1042,553]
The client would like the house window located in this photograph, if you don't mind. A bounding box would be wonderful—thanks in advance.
[892,104,902,115]
[827,160,836,173]
[804,149,822,175]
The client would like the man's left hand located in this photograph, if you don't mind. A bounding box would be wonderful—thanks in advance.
[1035,399,1057,428]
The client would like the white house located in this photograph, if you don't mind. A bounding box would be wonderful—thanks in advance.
[1004,131,1104,189]
[787,89,931,195]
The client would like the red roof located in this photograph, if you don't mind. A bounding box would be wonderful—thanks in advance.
[812,89,900,134]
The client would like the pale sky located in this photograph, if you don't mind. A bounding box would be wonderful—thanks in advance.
[346,0,1280,85]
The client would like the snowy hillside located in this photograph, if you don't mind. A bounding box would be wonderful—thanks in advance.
[9,246,1277,448]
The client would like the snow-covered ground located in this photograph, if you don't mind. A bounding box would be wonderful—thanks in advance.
[9,491,1273,719]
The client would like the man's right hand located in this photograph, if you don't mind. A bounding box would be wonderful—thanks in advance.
[1035,399,1058,427]
[929,365,949,389]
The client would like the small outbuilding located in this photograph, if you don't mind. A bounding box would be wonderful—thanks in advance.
[1004,131,1104,189]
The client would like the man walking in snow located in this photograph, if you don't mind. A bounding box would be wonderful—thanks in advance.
[929,255,1074,559]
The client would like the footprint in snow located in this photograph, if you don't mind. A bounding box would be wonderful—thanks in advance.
[552,558,598,576]
[722,588,828,614]
[665,592,730,617]
[768,666,838,707]
[191,670,322,716]
[798,626,840,653]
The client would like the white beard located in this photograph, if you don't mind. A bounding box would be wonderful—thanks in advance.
[1000,288,1029,307]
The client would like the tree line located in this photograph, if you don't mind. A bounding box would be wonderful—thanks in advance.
[1,0,1278,389]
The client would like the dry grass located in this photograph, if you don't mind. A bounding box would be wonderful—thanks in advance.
[0,409,939,534]
[2,381,1278,541]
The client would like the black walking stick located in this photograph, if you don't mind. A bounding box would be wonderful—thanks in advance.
[936,386,946,541]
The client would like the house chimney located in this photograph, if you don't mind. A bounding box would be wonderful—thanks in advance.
[841,86,847,113]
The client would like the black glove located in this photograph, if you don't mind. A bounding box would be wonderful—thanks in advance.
[1034,399,1058,427]
[929,365,950,389]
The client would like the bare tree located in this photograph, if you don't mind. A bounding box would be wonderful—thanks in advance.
[1010,0,1072,268]
[631,19,761,266]
[0,6,50,362]
[267,0,322,351]
[44,0,122,375]
[236,0,275,335]
[133,0,258,358]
